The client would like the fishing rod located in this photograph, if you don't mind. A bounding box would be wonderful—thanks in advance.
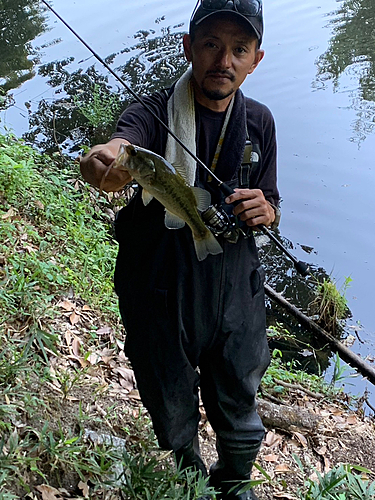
[41,0,310,276]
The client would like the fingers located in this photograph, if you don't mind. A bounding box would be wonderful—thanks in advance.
[225,188,274,227]
[79,145,132,192]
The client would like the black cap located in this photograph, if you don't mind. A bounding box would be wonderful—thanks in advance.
[190,0,263,45]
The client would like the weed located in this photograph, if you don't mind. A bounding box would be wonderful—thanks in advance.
[309,276,352,333]
[74,83,122,129]
[298,463,375,499]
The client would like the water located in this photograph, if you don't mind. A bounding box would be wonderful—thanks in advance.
[1,0,375,409]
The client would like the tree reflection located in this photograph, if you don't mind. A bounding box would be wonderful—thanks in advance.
[314,0,375,143]
[0,0,47,109]
[24,25,188,153]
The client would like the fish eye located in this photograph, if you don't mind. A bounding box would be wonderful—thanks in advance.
[130,148,137,157]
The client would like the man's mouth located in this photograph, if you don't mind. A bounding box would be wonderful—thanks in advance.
[206,71,235,82]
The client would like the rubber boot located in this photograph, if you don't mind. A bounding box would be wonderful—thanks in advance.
[175,434,208,478]
[209,439,261,500]
[175,435,212,499]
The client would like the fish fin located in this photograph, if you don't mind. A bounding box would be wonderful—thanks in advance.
[191,187,211,211]
[193,231,223,261]
[142,189,154,206]
[173,164,188,182]
[164,210,185,229]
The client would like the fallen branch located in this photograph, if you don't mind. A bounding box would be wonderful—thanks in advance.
[257,398,323,433]
[274,378,324,399]
[265,284,375,386]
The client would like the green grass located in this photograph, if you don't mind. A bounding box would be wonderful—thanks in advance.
[0,132,118,321]
[0,131,373,499]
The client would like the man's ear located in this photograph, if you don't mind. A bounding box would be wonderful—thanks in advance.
[183,33,192,62]
[248,49,265,75]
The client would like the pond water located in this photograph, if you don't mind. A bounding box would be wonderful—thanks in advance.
[1,0,375,409]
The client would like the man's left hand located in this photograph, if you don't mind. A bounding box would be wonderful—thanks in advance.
[225,188,275,228]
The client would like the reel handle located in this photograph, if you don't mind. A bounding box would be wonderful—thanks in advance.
[219,183,311,277]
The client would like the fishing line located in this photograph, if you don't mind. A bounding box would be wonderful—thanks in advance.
[41,0,310,275]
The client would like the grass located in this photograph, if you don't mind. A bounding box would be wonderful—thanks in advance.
[0,130,374,498]
[309,276,352,333]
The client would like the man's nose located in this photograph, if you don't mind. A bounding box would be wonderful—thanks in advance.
[215,48,232,68]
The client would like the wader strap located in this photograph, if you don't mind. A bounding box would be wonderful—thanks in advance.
[238,139,261,189]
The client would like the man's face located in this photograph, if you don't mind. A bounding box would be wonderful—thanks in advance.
[183,14,264,107]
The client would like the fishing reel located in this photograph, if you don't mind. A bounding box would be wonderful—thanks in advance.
[201,204,245,244]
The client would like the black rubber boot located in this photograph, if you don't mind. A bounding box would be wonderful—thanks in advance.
[175,435,212,499]
[209,439,261,500]
[175,434,208,478]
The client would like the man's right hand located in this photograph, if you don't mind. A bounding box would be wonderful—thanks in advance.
[79,138,133,192]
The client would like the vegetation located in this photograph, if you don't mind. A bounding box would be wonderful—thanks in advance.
[309,276,351,333]
[0,131,374,498]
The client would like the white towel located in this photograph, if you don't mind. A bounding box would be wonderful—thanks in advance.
[164,67,197,186]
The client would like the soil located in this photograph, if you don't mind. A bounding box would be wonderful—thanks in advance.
[15,298,375,499]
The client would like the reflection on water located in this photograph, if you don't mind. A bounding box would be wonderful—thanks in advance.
[24,25,188,153]
[0,0,47,108]
[314,0,375,144]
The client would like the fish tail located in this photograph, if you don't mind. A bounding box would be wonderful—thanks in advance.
[193,231,223,261]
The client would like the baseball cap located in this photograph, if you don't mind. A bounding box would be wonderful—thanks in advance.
[190,0,263,44]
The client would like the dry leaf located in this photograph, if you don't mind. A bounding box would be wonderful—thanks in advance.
[72,338,81,357]
[128,389,141,400]
[265,430,282,448]
[293,432,308,448]
[82,304,91,311]
[346,415,357,425]
[97,326,111,335]
[274,493,297,499]
[35,484,62,500]
[64,331,72,346]
[315,445,327,456]
[275,464,292,473]
[263,453,278,462]
[35,200,44,210]
[78,480,89,498]
[86,352,100,365]
[59,300,75,311]
[69,311,80,325]
[1,207,16,220]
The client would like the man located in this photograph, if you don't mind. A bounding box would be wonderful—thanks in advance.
[80,1,279,498]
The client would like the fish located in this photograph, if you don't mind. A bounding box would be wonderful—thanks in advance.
[113,143,223,261]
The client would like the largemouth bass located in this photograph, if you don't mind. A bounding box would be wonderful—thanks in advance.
[114,143,223,261]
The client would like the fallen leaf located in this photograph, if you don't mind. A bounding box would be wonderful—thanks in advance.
[346,415,357,425]
[127,389,141,400]
[72,338,81,357]
[82,304,91,311]
[59,300,75,311]
[293,432,308,448]
[263,454,278,462]
[69,311,80,325]
[265,431,282,448]
[64,331,72,346]
[273,493,297,499]
[1,207,16,220]
[275,464,292,473]
[86,352,100,365]
[35,484,63,500]
[97,326,111,335]
[78,480,89,498]
[315,445,327,455]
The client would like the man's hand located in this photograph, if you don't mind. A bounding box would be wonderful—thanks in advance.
[225,188,275,228]
[79,138,133,192]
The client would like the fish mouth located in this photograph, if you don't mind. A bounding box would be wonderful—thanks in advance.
[126,144,137,157]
